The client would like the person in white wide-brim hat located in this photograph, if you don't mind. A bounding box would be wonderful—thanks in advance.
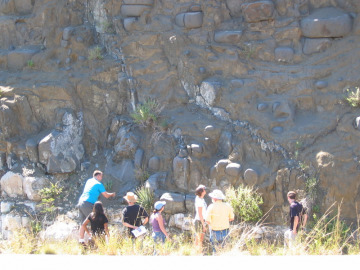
[205,189,234,253]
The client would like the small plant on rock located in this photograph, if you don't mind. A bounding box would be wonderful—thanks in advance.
[135,185,155,215]
[305,176,318,200]
[240,43,255,60]
[131,99,163,127]
[104,180,113,191]
[225,185,263,223]
[102,21,115,34]
[345,87,360,107]
[134,167,150,184]
[27,59,34,68]
[89,46,104,60]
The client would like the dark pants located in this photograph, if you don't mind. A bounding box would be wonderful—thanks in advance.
[78,201,94,224]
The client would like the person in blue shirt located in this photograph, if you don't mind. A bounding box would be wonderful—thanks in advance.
[78,170,116,223]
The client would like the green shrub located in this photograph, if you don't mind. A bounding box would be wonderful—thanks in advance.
[27,60,34,68]
[88,46,103,60]
[131,99,162,127]
[225,185,263,223]
[39,182,63,215]
[306,177,318,200]
[135,185,155,215]
[104,180,113,191]
[345,87,360,107]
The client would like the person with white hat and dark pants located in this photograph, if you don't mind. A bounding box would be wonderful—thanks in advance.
[205,189,234,252]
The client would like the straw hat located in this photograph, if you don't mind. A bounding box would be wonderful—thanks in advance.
[123,192,138,203]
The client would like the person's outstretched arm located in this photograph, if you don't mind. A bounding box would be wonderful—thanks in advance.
[101,191,116,199]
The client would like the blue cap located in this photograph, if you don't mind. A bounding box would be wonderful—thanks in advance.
[154,201,166,210]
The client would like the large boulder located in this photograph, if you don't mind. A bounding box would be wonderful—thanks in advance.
[173,155,190,191]
[113,125,139,161]
[23,176,50,202]
[241,1,275,23]
[38,111,84,174]
[40,216,78,241]
[225,163,241,177]
[0,171,24,198]
[300,7,352,38]
[160,192,186,214]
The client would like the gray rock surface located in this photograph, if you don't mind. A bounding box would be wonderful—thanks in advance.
[121,5,152,17]
[38,112,84,174]
[241,1,275,23]
[244,168,259,185]
[176,12,203,29]
[148,156,160,171]
[173,156,190,190]
[301,8,352,38]
[160,192,186,214]
[275,47,294,62]
[303,38,332,55]
[7,47,39,70]
[0,171,24,198]
[214,31,243,44]
[113,126,139,161]
[23,176,50,202]
[225,163,241,177]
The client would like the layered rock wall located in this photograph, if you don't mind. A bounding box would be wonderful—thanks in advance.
[1,0,360,237]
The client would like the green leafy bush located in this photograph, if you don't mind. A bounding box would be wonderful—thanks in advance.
[225,185,263,223]
[135,185,155,215]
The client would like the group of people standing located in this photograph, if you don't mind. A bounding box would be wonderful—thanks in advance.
[77,170,307,252]
[77,170,170,245]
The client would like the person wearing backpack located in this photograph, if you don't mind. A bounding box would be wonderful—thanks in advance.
[284,191,307,248]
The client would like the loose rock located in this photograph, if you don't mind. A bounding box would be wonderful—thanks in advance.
[300,7,352,38]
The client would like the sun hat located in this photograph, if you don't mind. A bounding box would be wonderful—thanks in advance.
[208,189,226,200]
[154,201,166,210]
[123,192,138,203]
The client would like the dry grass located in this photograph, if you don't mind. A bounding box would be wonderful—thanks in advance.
[1,204,359,256]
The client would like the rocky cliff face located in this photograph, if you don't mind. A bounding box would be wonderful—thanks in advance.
[1,0,360,237]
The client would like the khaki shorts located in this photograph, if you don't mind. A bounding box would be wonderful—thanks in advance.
[194,220,205,233]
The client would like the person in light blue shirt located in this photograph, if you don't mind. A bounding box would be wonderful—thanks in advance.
[78,170,115,223]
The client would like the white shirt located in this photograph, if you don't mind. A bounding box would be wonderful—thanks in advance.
[194,196,207,221]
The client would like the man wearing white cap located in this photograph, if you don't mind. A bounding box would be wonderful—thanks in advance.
[205,189,234,251]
